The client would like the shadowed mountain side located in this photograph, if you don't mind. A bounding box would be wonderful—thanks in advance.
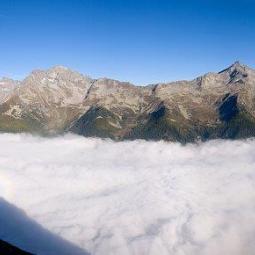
[0,198,89,255]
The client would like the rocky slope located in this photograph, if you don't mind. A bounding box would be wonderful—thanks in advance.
[0,78,19,103]
[1,62,255,142]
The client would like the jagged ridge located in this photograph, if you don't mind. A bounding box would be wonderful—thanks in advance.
[1,62,255,142]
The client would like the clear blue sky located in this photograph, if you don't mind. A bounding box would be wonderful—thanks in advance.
[0,0,255,85]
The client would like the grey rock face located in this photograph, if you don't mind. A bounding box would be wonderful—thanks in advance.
[0,78,19,103]
[1,62,255,142]
[0,66,93,133]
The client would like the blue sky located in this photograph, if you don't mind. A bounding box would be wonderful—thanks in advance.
[0,0,255,85]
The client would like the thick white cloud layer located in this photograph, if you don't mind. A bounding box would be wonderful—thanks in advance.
[0,133,255,255]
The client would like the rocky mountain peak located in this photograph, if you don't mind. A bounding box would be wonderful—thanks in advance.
[217,61,251,85]
[47,66,92,82]
[229,61,247,73]
[50,65,70,72]
[230,60,243,68]
[0,77,15,82]
[219,61,247,75]
[1,62,255,142]
[0,78,19,103]
[23,66,92,88]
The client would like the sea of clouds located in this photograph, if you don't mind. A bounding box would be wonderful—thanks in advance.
[0,133,255,255]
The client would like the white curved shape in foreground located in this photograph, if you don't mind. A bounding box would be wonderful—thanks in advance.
[0,133,255,255]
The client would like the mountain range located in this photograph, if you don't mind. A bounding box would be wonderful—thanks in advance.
[1,61,255,143]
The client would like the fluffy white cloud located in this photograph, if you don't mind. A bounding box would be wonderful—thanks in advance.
[0,133,255,255]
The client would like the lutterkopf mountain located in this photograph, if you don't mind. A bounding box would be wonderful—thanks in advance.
[1,62,255,142]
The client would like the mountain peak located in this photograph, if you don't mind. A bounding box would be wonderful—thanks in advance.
[232,60,242,67]
[0,77,19,86]
[1,63,255,142]
[218,61,248,75]
[50,65,70,72]
[229,61,247,71]
[46,66,91,81]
